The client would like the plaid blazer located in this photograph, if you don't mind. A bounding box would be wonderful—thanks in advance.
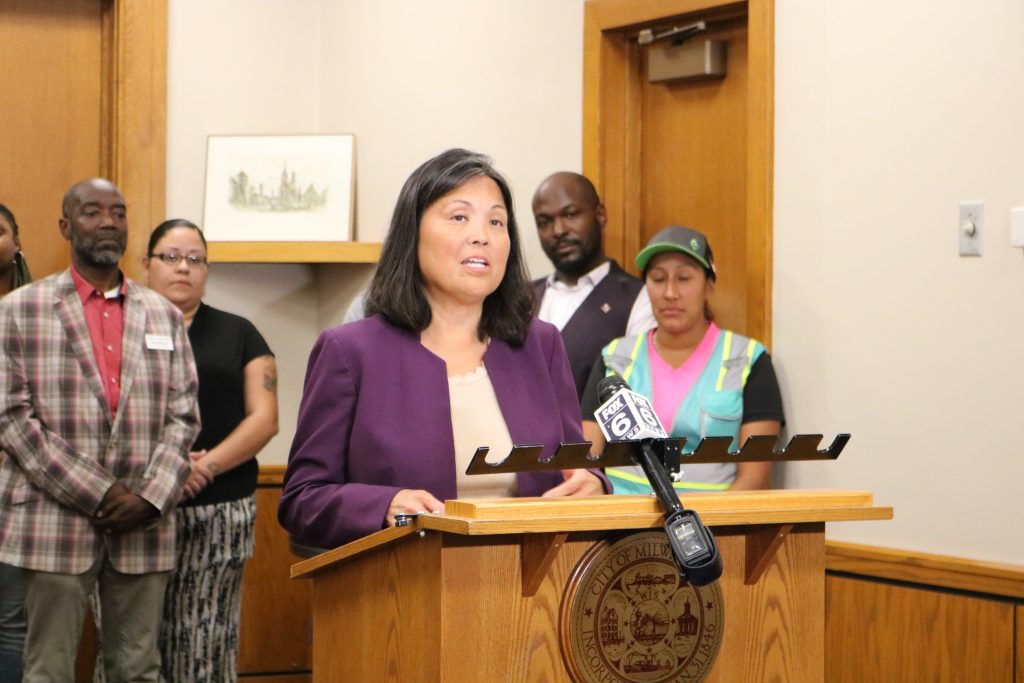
[0,270,200,574]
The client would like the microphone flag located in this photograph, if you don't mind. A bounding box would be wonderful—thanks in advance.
[595,376,668,442]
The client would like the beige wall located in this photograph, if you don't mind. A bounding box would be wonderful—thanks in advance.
[314,0,583,274]
[166,0,1024,564]
[774,0,1024,563]
[166,0,324,465]
[165,0,584,464]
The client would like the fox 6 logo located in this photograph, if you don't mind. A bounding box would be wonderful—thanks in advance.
[609,409,633,438]
[632,395,666,437]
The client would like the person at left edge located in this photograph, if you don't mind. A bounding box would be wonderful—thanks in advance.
[279,148,610,549]
[0,203,32,683]
[0,178,200,683]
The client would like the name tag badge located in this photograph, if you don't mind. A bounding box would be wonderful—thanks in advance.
[145,334,174,351]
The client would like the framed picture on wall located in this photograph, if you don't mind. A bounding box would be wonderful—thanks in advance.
[202,134,355,242]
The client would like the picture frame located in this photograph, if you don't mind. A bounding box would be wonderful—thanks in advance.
[202,134,355,242]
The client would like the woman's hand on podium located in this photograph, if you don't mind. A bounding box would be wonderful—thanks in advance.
[542,469,606,498]
[386,488,445,527]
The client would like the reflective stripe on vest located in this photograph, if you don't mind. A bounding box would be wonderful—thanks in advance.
[606,467,731,491]
[715,332,758,392]
[603,333,644,381]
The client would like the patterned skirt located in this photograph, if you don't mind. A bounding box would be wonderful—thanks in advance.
[159,496,256,683]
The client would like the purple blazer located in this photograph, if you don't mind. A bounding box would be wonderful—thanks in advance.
[278,315,608,548]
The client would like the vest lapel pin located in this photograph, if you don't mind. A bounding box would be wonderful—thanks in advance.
[600,303,611,314]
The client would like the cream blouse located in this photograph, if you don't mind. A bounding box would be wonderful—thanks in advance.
[449,365,518,499]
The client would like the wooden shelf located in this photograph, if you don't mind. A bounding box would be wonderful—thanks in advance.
[207,241,381,264]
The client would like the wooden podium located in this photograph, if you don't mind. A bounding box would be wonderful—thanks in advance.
[292,490,891,682]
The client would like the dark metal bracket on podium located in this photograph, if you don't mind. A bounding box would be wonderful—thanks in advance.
[465,433,851,477]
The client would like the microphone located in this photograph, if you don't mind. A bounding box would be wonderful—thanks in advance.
[595,375,723,586]
[595,375,667,442]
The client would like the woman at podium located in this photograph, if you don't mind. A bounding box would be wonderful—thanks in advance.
[279,149,609,548]
[580,226,784,495]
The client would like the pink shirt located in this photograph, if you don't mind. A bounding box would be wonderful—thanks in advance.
[71,267,125,415]
[648,323,720,430]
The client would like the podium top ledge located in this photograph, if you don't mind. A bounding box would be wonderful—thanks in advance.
[291,489,892,579]
[432,489,890,532]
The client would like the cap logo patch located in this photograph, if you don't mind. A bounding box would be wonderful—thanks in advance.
[690,238,700,251]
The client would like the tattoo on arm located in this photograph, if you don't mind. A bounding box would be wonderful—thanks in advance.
[260,355,278,392]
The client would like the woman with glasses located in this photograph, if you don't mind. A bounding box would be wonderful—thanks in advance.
[143,219,278,682]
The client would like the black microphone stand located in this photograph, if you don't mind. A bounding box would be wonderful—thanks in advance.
[635,438,723,586]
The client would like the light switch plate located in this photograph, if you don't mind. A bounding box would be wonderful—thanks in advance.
[959,201,983,256]
[1011,207,1024,248]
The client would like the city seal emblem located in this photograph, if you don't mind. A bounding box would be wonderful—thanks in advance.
[559,532,724,682]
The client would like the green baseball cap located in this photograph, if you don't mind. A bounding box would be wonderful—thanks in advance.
[634,225,716,280]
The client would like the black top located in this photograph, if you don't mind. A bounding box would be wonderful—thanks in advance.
[580,350,784,426]
[184,303,273,507]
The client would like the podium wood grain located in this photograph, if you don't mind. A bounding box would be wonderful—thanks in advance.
[297,490,891,681]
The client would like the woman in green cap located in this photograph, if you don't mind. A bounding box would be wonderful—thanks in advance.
[580,225,783,494]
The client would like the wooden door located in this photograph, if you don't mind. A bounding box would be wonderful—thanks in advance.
[0,0,167,283]
[584,0,774,344]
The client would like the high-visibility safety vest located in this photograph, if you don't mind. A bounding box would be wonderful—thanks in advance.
[599,329,765,495]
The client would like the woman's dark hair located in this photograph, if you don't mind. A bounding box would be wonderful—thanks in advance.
[147,218,207,255]
[0,204,18,238]
[364,148,534,346]
[0,203,31,289]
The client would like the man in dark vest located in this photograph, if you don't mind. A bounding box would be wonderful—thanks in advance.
[531,172,654,402]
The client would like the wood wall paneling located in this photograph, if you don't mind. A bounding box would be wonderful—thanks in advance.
[0,0,104,279]
[1016,604,1024,682]
[826,574,1015,682]
[238,486,313,675]
[825,542,1024,683]
[0,0,164,284]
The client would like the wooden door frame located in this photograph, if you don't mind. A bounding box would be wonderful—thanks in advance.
[101,0,167,282]
[583,0,774,345]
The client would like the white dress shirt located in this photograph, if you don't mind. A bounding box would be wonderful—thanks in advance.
[537,260,655,335]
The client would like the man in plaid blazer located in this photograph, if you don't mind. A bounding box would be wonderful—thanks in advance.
[0,178,200,682]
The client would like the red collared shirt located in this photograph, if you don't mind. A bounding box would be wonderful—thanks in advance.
[71,267,126,415]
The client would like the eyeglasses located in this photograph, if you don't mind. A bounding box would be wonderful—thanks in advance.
[149,253,208,267]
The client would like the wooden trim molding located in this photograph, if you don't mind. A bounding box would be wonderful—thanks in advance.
[102,0,168,283]
[258,464,287,486]
[208,241,382,264]
[744,0,774,346]
[826,540,1024,600]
